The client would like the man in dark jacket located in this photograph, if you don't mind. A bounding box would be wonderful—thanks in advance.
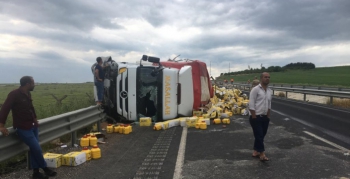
[0,76,57,179]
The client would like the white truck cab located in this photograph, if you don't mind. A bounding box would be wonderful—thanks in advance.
[92,55,194,122]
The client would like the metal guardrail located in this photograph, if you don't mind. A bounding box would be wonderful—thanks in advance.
[0,105,105,163]
[229,83,350,104]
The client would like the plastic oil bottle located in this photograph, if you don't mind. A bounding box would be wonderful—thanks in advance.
[128,124,133,133]
[113,125,120,133]
[80,135,89,147]
[213,118,221,124]
[106,124,114,133]
[119,125,124,134]
[81,147,91,161]
[91,145,101,159]
[90,135,98,146]
[199,121,207,130]
[123,125,130,135]
[195,122,200,129]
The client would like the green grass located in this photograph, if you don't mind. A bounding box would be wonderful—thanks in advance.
[0,83,96,175]
[217,66,350,87]
[0,83,95,128]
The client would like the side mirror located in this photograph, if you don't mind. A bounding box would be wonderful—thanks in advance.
[141,55,160,63]
[147,56,160,63]
[142,55,148,61]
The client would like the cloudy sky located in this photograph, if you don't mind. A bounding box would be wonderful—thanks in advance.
[0,0,349,83]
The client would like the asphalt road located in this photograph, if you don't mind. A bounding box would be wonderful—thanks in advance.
[2,97,350,179]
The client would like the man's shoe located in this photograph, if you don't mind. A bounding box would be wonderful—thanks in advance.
[32,172,49,179]
[44,168,57,177]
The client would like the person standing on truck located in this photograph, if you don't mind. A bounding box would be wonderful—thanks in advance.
[94,57,105,105]
[248,72,272,162]
[0,76,57,179]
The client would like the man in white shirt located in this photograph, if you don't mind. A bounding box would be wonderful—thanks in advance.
[248,72,272,161]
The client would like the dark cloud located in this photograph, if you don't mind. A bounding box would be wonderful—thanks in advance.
[0,57,93,83]
[241,0,350,41]
[0,0,122,31]
[0,0,349,82]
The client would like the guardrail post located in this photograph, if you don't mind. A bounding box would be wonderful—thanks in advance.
[286,92,288,98]
[27,151,31,169]
[330,96,333,105]
[97,120,102,132]
[71,131,77,147]
[303,94,306,101]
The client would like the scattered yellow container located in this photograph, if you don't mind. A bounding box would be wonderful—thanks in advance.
[225,112,233,117]
[235,107,242,114]
[106,124,114,133]
[195,122,200,129]
[62,152,86,166]
[185,118,196,128]
[123,125,131,134]
[43,153,62,168]
[199,121,207,130]
[222,118,230,124]
[193,110,202,117]
[113,125,120,133]
[179,118,187,127]
[213,118,221,124]
[140,117,152,126]
[128,125,133,133]
[81,147,91,161]
[80,135,89,147]
[90,135,97,146]
[153,124,162,130]
[119,125,124,134]
[91,145,101,159]
[201,118,210,125]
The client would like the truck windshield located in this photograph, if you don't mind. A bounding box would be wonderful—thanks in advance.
[137,67,159,122]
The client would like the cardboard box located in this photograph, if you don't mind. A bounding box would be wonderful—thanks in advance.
[186,117,197,128]
[192,110,202,117]
[62,152,86,166]
[155,122,169,130]
[140,117,152,126]
[43,153,62,168]
[179,118,187,127]
[168,119,180,128]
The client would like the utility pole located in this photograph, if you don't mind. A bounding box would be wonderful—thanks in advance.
[229,63,230,73]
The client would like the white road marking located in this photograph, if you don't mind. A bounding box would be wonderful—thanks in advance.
[272,109,350,145]
[173,127,187,179]
[304,131,349,152]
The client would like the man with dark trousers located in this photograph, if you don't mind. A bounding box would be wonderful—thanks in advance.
[248,72,272,161]
[0,76,57,179]
[94,57,105,105]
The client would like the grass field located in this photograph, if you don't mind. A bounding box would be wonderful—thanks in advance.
[0,82,95,128]
[217,66,350,87]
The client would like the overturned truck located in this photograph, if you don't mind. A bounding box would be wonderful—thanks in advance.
[91,55,212,122]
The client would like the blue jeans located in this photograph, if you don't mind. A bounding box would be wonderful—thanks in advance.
[249,115,270,152]
[95,81,104,102]
[16,127,47,169]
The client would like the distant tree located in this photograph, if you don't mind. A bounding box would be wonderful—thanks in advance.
[283,62,315,70]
